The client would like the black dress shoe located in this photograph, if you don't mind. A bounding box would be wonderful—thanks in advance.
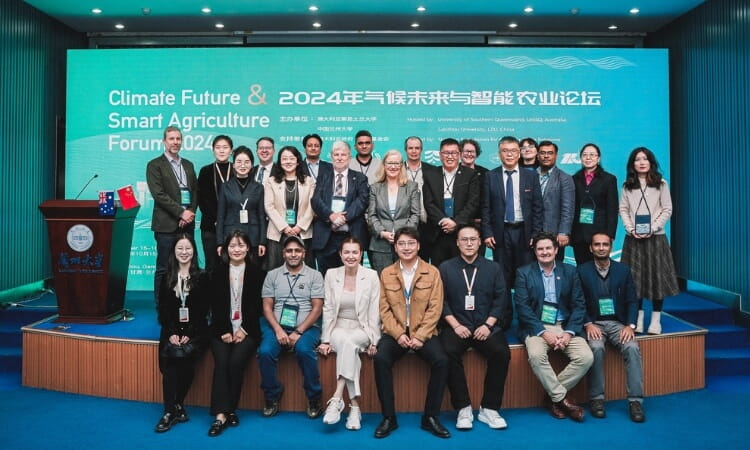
[590,399,606,419]
[174,404,189,422]
[154,412,177,433]
[374,416,398,439]
[227,412,240,427]
[629,401,646,423]
[208,419,227,437]
[263,387,284,417]
[306,398,323,419]
[420,415,451,438]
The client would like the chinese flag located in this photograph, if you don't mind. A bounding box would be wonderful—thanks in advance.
[117,185,139,210]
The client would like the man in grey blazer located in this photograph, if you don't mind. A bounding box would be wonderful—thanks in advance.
[537,140,575,261]
[145,126,198,304]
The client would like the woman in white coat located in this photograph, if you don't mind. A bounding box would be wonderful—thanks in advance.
[318,237,381,430]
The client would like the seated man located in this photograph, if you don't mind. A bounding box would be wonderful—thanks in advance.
[259,235,325,419]
[439,224,511,430]
[373,227,451,439]
[514,232,593,422]
[579,232,645,422]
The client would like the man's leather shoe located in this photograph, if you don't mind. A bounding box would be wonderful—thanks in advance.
[545,397,566,419]
[306,398,323,419]
[421,415,451,438]
[154,411,177,433]
[208,419,226,437]
[590,399,606,418]
[629,401,646,423]
[173,404,189,422]
[227,412,240,426]
[557,397,585,422]
[263,388,283,417]
[374,416,398,438]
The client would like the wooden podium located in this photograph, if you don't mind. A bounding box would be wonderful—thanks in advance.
[39,200,140,323]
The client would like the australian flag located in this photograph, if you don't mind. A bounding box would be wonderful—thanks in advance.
[98,190,115,216]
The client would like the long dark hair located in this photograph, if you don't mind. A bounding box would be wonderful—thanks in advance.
[623,146,663,190]
[220,229,252,265]
[270,145,308,184]
[579,142,604,172]
[164,234,202,290]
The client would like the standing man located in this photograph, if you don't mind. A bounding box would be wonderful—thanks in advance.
[258,235,325,419]
[301,133,332,184]
[146,126,198,304]
[481,135,543,328]
[404,136,435,259]
[537,140,575,261]
[349,130,382,185]
[440,224,511,430]
[374,227,450,439]
[422,138,480,267]
[250,136,276,185]
[311,140,370,275]
[514,232,593,422]
[579,233,645,422]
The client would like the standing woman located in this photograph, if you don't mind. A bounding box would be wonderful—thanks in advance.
[198,135,234,272]
[619,147,679,334]
[264,145,315,270]
[519,137,539,170]
[367,150,421,273]
[207,230,264,437]
[155,234,208,433]
[215,146,267,268]
[571,143,619,264]
[318,237,381,430]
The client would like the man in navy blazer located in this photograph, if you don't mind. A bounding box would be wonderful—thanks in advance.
[301,133,333,184]
[514,232,593,422]
[482,136,543,328]
[537,140,575,261]
[578,233,645,423]
[311,140,370,275]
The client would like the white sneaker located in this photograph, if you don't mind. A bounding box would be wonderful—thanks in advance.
[478,407,508,429]
[322,397,344,425]
[345,406,361,430]
[456,405,474,430]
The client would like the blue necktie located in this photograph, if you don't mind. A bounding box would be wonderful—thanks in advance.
[505,170,515,223]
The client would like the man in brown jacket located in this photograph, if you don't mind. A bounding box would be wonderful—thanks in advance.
[373,227,450,439]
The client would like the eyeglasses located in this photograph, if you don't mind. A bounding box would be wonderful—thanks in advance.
[458,237,480,244]
[395,240,418,248]
[384,162,402,167]
[581,153,599,159]
[234,160,252,166]
[461,149,476,155]
[441,152,459,157]
[500,149,519,154]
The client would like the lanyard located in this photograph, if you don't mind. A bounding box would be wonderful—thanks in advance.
[241,199,248,210]
[406,163,421,182]
[635,184,652,215]
[443,170,457,196]
[170,160,186,187]
[286,272,301,302]
[462,266,477,296]
[358,160,371,177]
[230,264,244,310]
[307,162,319,181]
[177,274,189,308]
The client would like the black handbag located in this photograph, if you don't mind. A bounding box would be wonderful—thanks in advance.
[160,334,204,359]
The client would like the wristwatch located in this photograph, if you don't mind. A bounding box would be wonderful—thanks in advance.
[629,324,637,330]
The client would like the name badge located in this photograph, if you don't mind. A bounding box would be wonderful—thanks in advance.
[178,307,190,322]
[180,188,191,207]
[239,209,249,224]
[635,214,652,235]
[579,207,595,224]
[232,310,241,321]
[464,295,475,311]
[541,303,559,324]
[331,196,346,213]
[279,303,299,329]
[285,209,297,225]
[598,298,615,316]
[443,197,454,217]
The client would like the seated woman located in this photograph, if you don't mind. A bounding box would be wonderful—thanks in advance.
[155,234,208,433]
[318,237,381,430]
[367,149,421,274]
[207,230,264,437]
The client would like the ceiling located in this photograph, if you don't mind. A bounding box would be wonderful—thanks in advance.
[26,1,706,36]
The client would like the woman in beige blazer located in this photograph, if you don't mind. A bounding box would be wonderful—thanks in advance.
[318,237,381,430]
[263,146,315,270]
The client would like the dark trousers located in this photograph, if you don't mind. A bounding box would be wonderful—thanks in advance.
[159,335,200,413]
[373,334,449,417]
[200,229,219,273]
[209,335,258,415]
[315,232,347,276]
[154,229,194,305]
[573,242,593,265]
[440,328,511,410]
[492,224,532,329]
[430,232,460,268]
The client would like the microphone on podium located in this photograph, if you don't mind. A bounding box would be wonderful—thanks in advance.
[73,174,99,200]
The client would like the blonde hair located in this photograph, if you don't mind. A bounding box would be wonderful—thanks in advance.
[374,149,407,186]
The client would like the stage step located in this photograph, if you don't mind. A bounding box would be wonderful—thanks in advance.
[665,293,734,325]
[704,324,750,349]
[0,347,22,373]
[706,348,750,376]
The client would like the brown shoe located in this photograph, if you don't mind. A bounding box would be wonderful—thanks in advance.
[557,397,585,422]
[545,397,566,419]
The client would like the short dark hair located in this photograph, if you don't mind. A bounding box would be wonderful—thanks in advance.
[440,137,460,149]
[498,136,519,147]
[302,133,323,148]
[394,226,420,242]
[256,136,275,147]
[459,138,481,156]
[212,134,233,149]
[162,126,181,139]
[355,130,372,140]
[233,146,254,164]
[532,231,559,249]
[520,137,538,149]
[404,136,422,150]
[455,223,481,238]
[589,232,613,245]
[538,140,558,153]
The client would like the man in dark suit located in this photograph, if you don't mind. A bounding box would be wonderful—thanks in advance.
[579,233,645,423]
[311,140,370,275]
[537,140,575,261]
[146,126,198,304]
[481,135,543,328]
[422,138,480,268]
[249,136,276,185]
[514,232,593,422]
[301,133,333,184]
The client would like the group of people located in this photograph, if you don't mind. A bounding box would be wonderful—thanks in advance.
[146,126,678,437]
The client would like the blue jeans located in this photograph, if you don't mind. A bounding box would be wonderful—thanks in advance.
[258,317,322,401]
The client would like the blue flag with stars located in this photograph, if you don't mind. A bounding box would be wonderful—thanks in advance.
[98,190,115,216]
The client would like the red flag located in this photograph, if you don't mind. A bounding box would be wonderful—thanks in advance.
[117,185,139,210]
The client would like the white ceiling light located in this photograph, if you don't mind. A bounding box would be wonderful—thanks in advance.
[524,7,534,14]
[312,22,322,28]
[114,23,125,30]
[91,8,102,15]
[417,6,426,12]
[309,6,319,12]
[509,22,518,29]
[630,8,640,15]
[608,24,619,30]
[411,22,420,28]
[215,23,224,29]
[201,7,211,14]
